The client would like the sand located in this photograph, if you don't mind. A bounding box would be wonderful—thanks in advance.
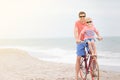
[0,48,120,80]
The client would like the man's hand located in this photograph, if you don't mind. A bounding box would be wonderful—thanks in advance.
[76,39,82,44]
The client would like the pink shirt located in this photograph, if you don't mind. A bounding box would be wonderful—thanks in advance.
[75,20,86,41]
[80,25,99,40]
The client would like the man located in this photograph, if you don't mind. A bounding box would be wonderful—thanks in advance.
[74,11,86,80]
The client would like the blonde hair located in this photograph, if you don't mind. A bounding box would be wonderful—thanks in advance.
[85,17,92,22]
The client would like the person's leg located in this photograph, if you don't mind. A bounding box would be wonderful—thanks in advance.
[91,40,98,77]
[88,41,94,55]
[91,40,96,55]
[75,42,86,80]
[75,56,81,80]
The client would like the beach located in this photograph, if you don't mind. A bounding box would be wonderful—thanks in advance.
[0,48,120,80]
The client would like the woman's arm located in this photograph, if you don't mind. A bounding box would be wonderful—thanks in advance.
[94,27,103,41]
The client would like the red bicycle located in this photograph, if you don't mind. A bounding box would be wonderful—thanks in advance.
[79,47,99,80]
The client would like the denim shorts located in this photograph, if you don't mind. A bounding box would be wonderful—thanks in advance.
[84,38,95,43]
[76,42,88,56]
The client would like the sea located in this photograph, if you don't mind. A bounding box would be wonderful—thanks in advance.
[0,37,120,70]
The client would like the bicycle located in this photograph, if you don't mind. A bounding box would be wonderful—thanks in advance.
[79,44,99,80]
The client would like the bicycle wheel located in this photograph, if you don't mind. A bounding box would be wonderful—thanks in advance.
[79,57,89,80]
[79,58,86,80]
[89,57,99,80]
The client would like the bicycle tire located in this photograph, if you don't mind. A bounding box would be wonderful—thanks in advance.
[90,57,99,80]
[79,56,99,80]
[79,57,87,80]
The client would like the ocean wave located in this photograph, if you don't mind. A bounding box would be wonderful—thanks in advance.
[0,46,120,66]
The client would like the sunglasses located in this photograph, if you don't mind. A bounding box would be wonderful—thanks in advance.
[79,16,86,18]
[86,21,92,23]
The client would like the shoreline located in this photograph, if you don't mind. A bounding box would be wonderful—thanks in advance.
[38,58,120,73]
[99,65,120,73]
[30,52,120,73]
[0,48,120,80]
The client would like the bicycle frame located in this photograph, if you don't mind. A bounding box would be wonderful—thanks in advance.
[85,53,92,75]
[80,47,94,79]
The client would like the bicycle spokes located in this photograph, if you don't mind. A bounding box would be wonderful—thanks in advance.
[79,59,86,80]
[90,60,99,80]
[79,57,99,80]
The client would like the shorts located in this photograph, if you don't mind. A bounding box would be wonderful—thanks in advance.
[76,42,88,56]
[84,38,95,44]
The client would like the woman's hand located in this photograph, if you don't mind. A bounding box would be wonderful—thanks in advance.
[97,36,103,41]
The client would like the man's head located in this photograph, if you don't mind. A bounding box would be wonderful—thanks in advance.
[78,11,86,22]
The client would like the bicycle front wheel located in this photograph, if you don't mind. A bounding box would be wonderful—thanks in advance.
[79,57,89,80]
[90,58,99,80]
[79,58,86,80]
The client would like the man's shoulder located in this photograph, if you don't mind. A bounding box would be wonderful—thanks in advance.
[75,20,82,26]
[75,20,80,23]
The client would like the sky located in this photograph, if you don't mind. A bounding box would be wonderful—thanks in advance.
[0,0,120,38]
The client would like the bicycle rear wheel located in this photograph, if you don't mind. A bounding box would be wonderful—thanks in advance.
[90,58,99,80]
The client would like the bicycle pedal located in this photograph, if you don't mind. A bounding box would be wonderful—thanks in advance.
[80,65,82,68]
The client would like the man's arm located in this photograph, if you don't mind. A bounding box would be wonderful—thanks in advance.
[74,26,81,43]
